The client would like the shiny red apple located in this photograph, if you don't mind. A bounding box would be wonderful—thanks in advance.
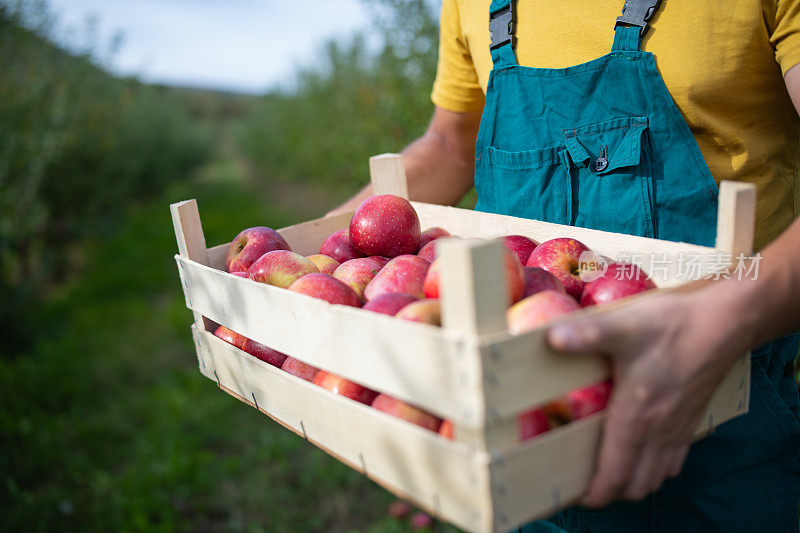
[214,325,246,349]
[395,298,441,326]
[246,250,318,288]
[349,195,421,257]
[371,394,443,432]
[423,246,524,304]
[225,226,290,273]
[242,338,288,367]
[288,273,360,307]
[319,229,365,263]
[502,235,539,265]
[522,266,566,298]
[581,263,656,307]
[313,371,378,404]
[364,255,430,301]
[281,357,320,382]
[518,407,551,440]
[418,227,451,249]
[362,293,418,316]
[306,254,340,275]
[506,290,580,334]
[527,238,592,299]
[546,380,613,423]
[332,257,387,301]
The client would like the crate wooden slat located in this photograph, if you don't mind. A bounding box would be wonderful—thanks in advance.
[171,153,756,532]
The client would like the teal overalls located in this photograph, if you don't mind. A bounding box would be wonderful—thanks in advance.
[472,0,800,530]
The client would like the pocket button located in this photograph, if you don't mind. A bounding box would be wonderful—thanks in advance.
[594,157,609,172]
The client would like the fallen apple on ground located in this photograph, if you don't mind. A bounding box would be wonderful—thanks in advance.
[581,263,656,307]
[349,195,421,257]
[281,357,320,382]
[319,229,365,263]
[288,273,360,307]
[306,254,340,275]
[313,371,378,405]
[225,226,290,273]
[364,254,430,301]
[371,394,442,432]
[246,250,319,288]
[507,290,581,334]
[527,238,592,299]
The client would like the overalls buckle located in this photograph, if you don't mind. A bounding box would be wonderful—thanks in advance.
[615,0,662,36]
[489,5,515,50]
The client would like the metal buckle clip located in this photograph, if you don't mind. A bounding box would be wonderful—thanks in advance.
[615,0,662,36]
[489,5,515,50]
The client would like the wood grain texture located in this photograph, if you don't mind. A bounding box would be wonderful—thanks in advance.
[194,325,492,533]
[177,256,485,425]
[369,153,409,198]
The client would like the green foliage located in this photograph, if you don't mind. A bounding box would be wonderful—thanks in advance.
[0,3,210,352]
[238,0,440,191]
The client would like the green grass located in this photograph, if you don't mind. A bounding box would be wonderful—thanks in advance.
[0,132,459,532]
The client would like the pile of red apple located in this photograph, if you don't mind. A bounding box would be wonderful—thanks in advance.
[213,194,656,442]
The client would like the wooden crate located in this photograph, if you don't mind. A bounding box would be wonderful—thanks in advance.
[171,154,755,533]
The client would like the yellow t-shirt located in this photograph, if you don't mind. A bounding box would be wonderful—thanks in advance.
[432,0,800,250]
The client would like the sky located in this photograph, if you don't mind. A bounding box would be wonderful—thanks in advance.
[46,0,372,94]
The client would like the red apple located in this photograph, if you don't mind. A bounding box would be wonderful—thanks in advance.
[225,226,291,273]
[395,299,441,326]
[319,229,365,263]
[388,500,412,519]
[313,371,378,405]
[332,257,387,301]
[527,238,592,299]
[242,338,288,367]
[423,246,524,304]
[362,293,418,316]
[368,256,390,269]
[364,255,430,301]
[518,407,551,440]
[419,227,451,249]
[288,273,360,307]
[214,325,246,349]
[230,271,248,278]
[439,419,454,440]
[246,250,318,288]
[349,195,421,257]
[506,290,580,334]
[546,380,613,423]
[581,263,656,307]
[306,254,340,275]
[502,235,539,265]
[522,266,565,298]
[371,394,443,432]
[417,240,438,263]
[281,357,320,382]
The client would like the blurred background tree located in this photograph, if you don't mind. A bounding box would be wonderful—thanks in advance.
[1,0,464,531]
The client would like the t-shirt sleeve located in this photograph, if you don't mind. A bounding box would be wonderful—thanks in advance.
[772,0,800,75]
[430,0,485,112]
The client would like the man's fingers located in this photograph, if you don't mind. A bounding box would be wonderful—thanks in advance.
[581,407,645,507]
[667,445,689,478]
[548,316,620,355]
[624,447,667,501]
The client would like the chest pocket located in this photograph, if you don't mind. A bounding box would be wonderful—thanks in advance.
[563,116,656,238]
[475,116,657,239]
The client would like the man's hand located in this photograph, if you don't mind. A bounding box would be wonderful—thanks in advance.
[547,282,752,506]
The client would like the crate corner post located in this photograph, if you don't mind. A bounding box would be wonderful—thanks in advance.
[170,199,215,333]
[438,238,519,454]
[369,153,409,199]
[715,180,757,257]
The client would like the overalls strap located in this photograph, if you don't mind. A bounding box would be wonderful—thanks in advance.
[489,0,518,68]
[611,0,663,52]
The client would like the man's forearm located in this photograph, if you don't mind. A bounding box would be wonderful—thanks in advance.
[327,107,481,216]
[709,215,800,349]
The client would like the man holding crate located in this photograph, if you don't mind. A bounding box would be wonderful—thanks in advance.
[332,0,800,530]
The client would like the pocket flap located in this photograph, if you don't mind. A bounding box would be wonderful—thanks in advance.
[563,116,648,174]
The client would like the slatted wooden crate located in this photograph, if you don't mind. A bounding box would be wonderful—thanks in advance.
[171,154,755,532]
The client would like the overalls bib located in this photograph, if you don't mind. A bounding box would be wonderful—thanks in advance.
[471,1,800,530]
